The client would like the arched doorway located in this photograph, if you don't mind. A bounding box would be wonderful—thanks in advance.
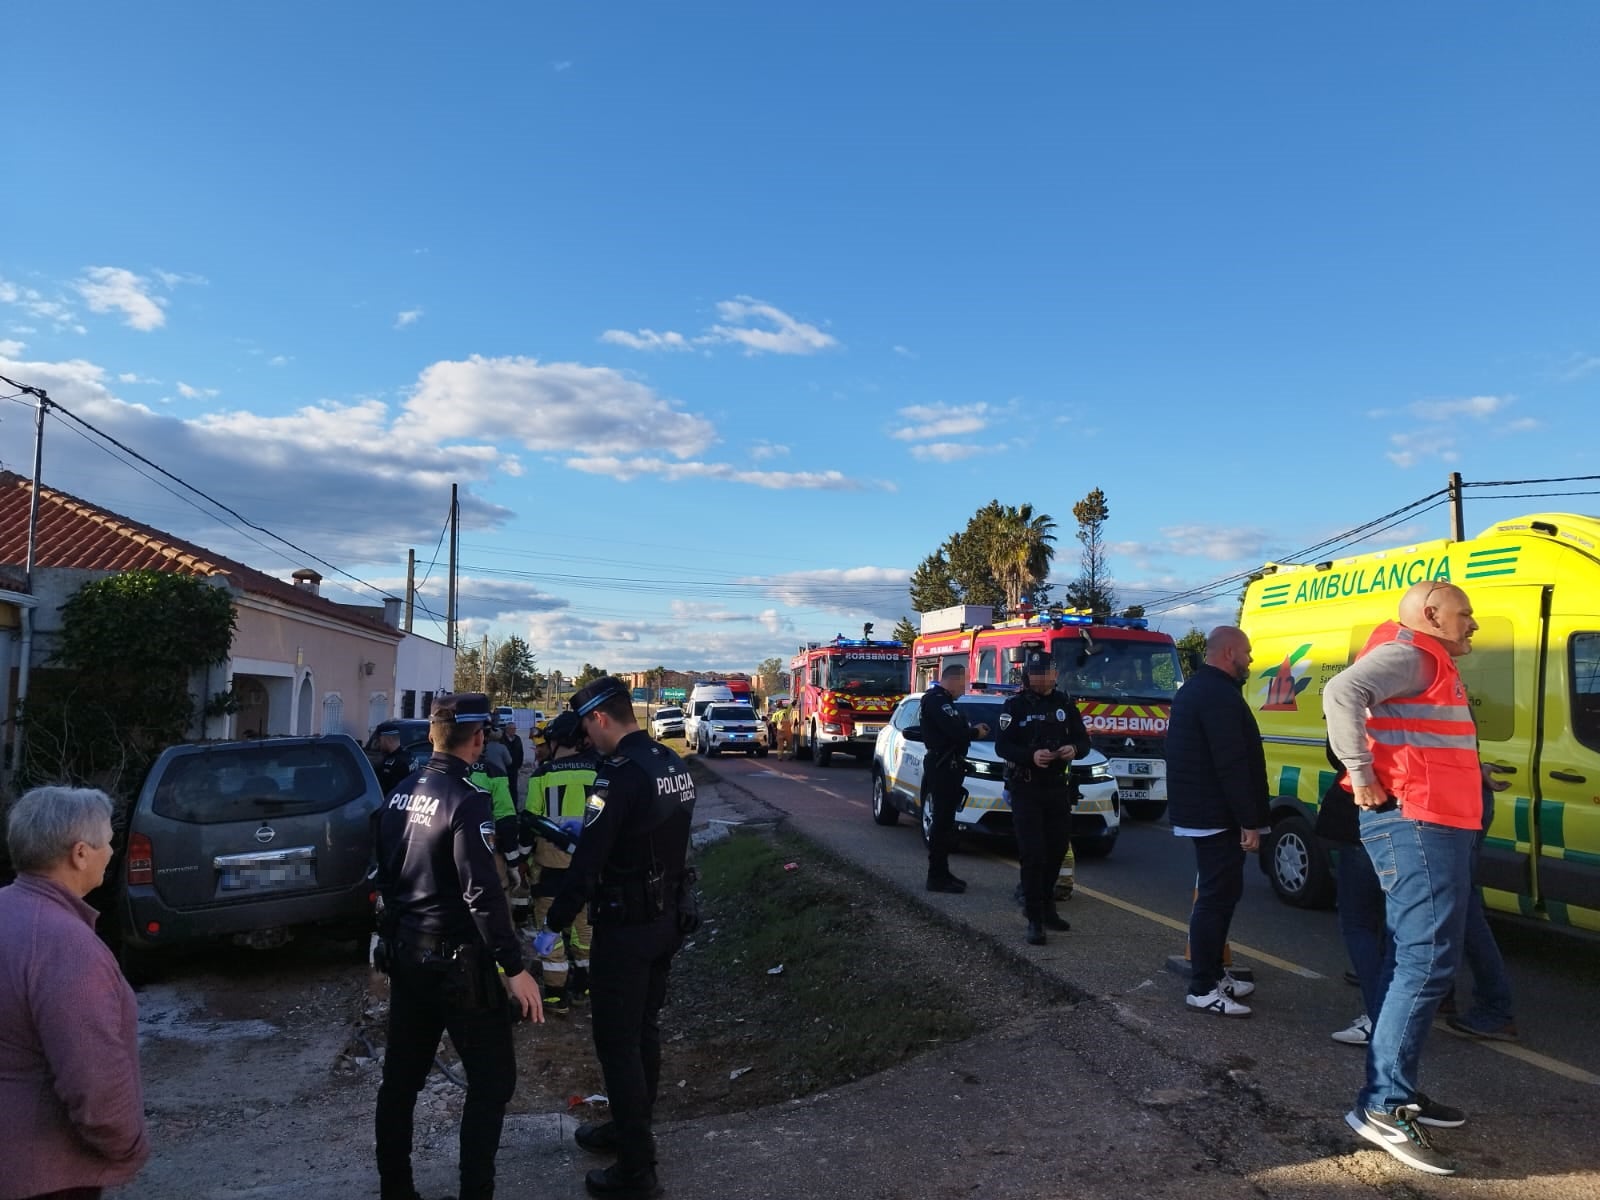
[296,674,314,734]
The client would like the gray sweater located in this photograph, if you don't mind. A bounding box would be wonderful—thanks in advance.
[1323,642,1435,789]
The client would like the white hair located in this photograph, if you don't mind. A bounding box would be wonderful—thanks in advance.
[6,786,114,872]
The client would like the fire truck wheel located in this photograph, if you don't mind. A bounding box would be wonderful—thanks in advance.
[871,771,899,826]
[812,725,833,766]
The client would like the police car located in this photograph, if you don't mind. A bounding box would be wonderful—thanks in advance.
[869,689,1121,857]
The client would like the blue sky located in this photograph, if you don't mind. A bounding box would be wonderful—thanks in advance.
[3,4,1597,675]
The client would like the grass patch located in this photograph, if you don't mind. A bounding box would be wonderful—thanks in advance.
[675,828,978,1097]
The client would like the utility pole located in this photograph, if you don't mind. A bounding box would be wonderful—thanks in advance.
[404,548,416,633]
[480,633,490,693]
[1448,471,1464,542]
[447,483,459,648]
[0,375,50,590]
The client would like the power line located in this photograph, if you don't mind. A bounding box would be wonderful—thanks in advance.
[415,506,452,592]
[1463,474,1600,488]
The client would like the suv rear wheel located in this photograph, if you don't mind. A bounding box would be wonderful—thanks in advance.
[871,770,899,826]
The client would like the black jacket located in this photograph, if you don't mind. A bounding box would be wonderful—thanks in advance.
[504,731,525,779]
[994,687,1091,795]
[920,684,979,775]
[547,730,696,931]
[1165,665,1270,831]
[374,753,524,976]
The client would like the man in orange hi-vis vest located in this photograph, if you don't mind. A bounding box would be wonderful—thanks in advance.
[1325,580,1482,1177]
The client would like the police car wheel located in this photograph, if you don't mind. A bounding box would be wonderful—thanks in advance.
[871,770,899,826]
[754,745,769,757]
[1125,800,1168,821]
[1071,830,1117,859]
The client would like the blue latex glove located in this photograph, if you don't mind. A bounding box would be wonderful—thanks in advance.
[532,928,560,958]
[558,818,584,839]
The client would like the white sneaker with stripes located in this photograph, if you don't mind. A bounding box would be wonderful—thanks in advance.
[1186,987,1251,1017]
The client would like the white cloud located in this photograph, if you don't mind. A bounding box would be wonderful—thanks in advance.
[706,296,836,355]
[748,566,911,619]
[406,576,570,623]
[116,372,160,384]
[1556,353,1600,383]
[749,441,789,461]
[1407,395,1509,421]
[75,266,167,331]
[893,345,916,359]
[566,455,874,491]
[599,328,690,351]
[1500,416,1542,434]
[908,442,1006,463]
[891,402,992,442]
[268,355,290,367]
[399,355,717,459]
[0,347,516,567]
[395,309,423,329]
[0,338,24,358]
[1111,525,1276,564]
[176,381,219,400]
[1385,429,1459,469]
[602,296,836,357]
[0,276,80,330]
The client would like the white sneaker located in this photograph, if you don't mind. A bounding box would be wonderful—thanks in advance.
[1220,971,1255,999]
[1187,987,1251,1017]
[1332,1014,1372,1045]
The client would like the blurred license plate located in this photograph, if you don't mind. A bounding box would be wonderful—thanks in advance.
[1121,788,1151,800]
[1129,762,1153,775]
[857,725,882,736]
[220,861,314,891]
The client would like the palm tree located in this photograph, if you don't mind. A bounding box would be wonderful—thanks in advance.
[987,503,1057,611]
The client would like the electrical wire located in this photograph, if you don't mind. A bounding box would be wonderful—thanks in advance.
[1463,474,1600,488]
[414,507,452,592]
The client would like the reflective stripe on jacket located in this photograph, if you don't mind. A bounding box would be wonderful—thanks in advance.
[1358,621,1481,830]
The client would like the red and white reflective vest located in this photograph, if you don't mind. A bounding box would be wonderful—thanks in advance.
[1357,621,1481,830]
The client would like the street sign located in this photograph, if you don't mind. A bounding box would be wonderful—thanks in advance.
[662,687,687,702]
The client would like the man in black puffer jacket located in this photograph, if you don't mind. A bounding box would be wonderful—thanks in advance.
[1166,626,1270,1017]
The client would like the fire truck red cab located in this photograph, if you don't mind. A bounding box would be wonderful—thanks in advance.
[911,605,1184,820]
[790,635,912,766]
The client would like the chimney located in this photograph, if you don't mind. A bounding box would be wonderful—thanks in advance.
[291,568,323,597]
[382,596,402,629]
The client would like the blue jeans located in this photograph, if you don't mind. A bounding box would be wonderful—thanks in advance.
[1335,843,1389,1023]
[1458,829,1515,1028]
[1357,808,1476,1112]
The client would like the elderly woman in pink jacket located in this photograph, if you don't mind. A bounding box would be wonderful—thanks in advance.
[1,787,149,1200]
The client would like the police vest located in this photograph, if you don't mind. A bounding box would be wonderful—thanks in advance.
[1358,621,1481,830]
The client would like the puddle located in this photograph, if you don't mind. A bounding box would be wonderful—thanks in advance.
[138,985,279,1044]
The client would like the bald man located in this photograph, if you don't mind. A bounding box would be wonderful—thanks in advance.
[1325,580,1481,1175]
[1166,626,1270,1017]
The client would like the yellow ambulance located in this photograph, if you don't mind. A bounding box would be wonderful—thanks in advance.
[1239,512,1600,933]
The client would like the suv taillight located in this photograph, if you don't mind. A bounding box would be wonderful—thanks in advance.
[127,833,153,885]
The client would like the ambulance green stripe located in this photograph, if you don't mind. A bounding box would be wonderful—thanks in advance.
[1464,568,1518,579]
[1467,545,1520,556]
[1558,847,1600,868]
[1539,800,1565,850]
[1464,555,1518,567]
[1514,796,1531,844]
[1277,764,1300,800]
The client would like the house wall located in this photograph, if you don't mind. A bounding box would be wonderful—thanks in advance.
[228,592,399,740]
[396,633,454,719]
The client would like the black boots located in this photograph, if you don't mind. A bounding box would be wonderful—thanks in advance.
[1024,919,1046,945]
[1042,908,1070,931]
[575,1120,620,1155]
[585,1163,661,1198]
[925,874,966,894]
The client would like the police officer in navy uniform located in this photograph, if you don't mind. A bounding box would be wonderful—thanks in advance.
[995,651,1091,946]
[919,663,990,893]
[535,676,697,1199]
[373,692,543,1200]
[376,728,414,797]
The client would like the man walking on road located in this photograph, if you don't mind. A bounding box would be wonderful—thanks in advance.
[1166,627,1270,1018]
[1326,580,1481,1176]
[920,664,990,894]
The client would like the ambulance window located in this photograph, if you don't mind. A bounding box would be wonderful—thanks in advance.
[976,648,998,683]
[1456,615,1515,743]
[1570,633,1600,753]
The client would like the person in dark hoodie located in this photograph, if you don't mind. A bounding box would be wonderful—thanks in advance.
[1166,626,1270,1017]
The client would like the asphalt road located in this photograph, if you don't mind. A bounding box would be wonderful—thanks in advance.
[683,738,1600,1088]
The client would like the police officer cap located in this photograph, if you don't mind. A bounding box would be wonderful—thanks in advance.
[570,675,629,718]
[1024,649,1055,674]
[430,691,492,724]
[543,710,584,747]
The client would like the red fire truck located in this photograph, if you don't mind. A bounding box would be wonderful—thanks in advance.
[910,605,1183,820]
[790,635,912,766]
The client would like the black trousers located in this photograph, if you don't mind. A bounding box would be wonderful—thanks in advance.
[376,952,517,1200]
[1186,830,1246,995]
[925,767,963,880]
[1012,786,1072,921]
[589,914,682,1171]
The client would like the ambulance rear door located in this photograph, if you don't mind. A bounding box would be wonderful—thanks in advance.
[1533,612,1600,932]
[1452,584,1544,920]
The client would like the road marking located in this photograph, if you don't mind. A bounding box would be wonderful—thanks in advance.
[1435,1026,1600,1086]
[1070,883,1324,979]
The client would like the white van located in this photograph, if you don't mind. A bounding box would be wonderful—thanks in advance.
[683,683,735,751]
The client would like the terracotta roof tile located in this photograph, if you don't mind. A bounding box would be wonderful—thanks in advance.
[0,471,398,636]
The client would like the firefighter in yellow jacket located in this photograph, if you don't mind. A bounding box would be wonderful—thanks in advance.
[525,711,598,1014]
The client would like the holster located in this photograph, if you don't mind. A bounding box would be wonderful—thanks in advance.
[444,942,503,1011]
[676,867,702,935]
